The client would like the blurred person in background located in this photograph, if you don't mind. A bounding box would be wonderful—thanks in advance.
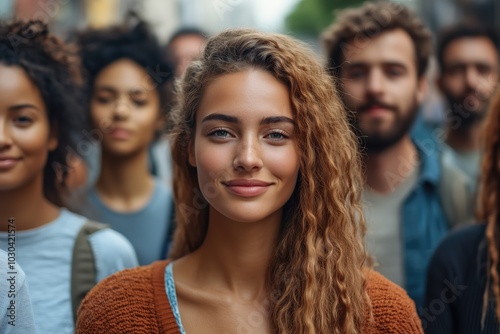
[165,27,208,79]
[0,19,137,333]
[322,1,469,308]
[73,15,175,265]
[146,27,210,192]
[437,24,499,198]
[424,87,500,333]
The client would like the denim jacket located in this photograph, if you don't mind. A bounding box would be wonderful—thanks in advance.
[403,140,449,308]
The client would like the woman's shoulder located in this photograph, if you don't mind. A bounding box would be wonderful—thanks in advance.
[364,270,424,334]
[76,260,171,333]
[79,262,159,309]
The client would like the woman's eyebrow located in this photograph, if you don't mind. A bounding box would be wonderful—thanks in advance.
[260,116,294,125]
[201,114,294,125]
[201,113,239,123]
[94,86,147,95]
[93,86,116,94]
[9,103,41,112]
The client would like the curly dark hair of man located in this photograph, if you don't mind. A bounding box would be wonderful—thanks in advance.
[322,1,433,81]
[0,19,86,206]
[75,15,174,136]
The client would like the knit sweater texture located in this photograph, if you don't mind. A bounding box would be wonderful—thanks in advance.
[76,260,423,333]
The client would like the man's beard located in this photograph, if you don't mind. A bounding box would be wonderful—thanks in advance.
[445,91,488,130]
[348,97,419,154]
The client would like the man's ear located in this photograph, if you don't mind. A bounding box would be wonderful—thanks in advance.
[48,122,59,151]
[416,76,428,104]
[188,140,196,167]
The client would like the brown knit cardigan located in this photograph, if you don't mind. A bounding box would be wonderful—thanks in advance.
[76,260,423,333]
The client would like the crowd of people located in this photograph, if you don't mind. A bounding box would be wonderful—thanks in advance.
[0,1,499,333]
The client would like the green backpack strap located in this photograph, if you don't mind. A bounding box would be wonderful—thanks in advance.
[71,219,108,324]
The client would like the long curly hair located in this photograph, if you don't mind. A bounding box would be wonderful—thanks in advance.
[478,88,500,325]
[169,29,369,333]
[0,19,85,206]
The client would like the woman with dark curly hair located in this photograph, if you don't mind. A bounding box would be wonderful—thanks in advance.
[424,88,500,333]
[0,19,138,333]
[72,17,175,266]
[76,29,423,334]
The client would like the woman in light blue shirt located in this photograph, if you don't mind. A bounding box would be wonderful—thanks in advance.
[0,19,137,333]
[73,16,175,265]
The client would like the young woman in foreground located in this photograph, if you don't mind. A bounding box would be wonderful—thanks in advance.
[77,29,423,334]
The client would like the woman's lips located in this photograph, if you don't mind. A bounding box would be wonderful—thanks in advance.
[222,179,273,197]
[0,157,20,170]
[109,128,133,140]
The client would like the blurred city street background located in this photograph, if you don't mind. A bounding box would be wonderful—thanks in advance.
[1,0,498,44]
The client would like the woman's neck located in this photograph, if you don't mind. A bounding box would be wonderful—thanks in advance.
[180,207,282,300]
[96,149,155,210]
[0,173,60,231]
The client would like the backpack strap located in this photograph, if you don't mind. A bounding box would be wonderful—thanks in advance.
[71,219,108,324]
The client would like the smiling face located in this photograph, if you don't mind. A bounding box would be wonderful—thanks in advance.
[0,64,58,191]
[189,69,300,223]
[340,29,426,152]
[90,59,162,157]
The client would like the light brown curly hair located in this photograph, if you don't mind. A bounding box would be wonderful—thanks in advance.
[322,1,433,80]
[168,28,370,333]
[478,88,500,325]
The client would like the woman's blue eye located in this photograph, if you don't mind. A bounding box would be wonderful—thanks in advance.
[211,129,230,137]
[267,131,287,140]
[269,132,283,139]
